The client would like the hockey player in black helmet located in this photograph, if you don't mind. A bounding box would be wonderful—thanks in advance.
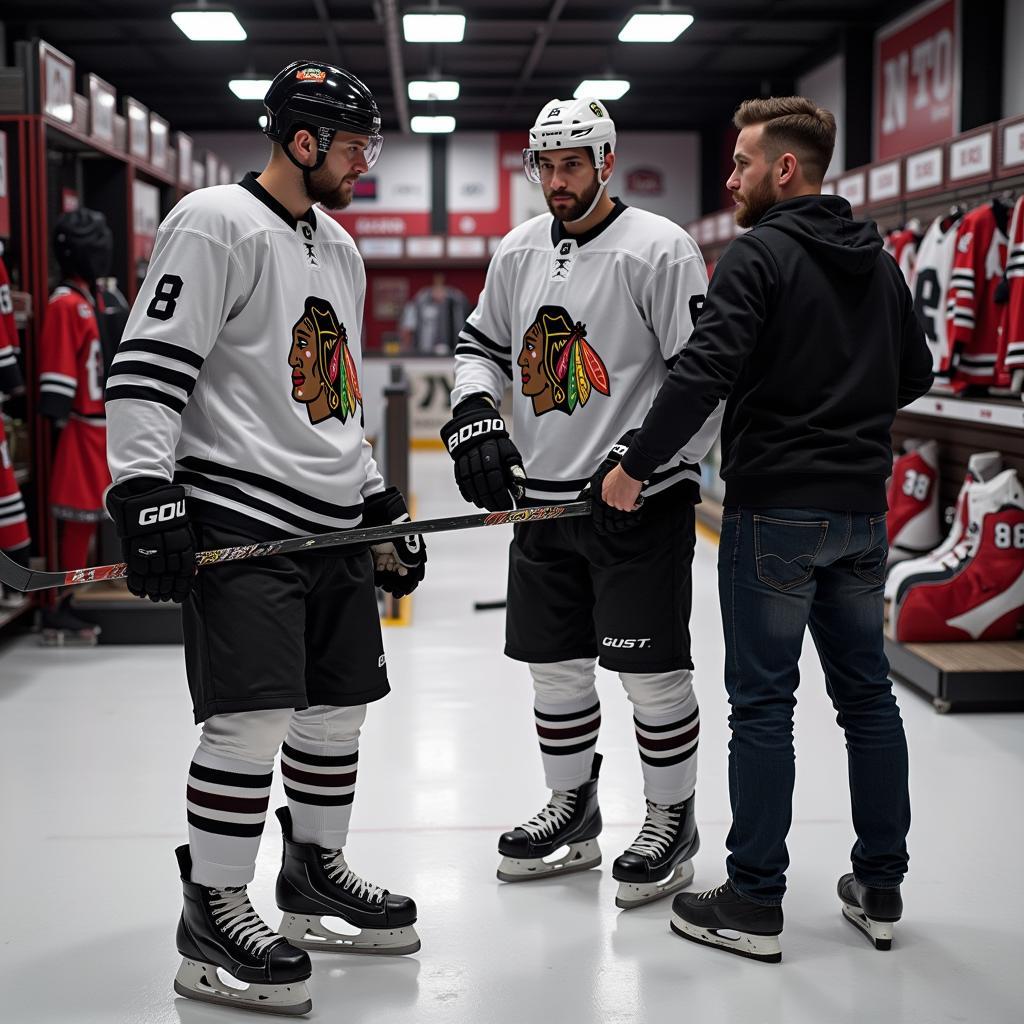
[105,59,422,1016]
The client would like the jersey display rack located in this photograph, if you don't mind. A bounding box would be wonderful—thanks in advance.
[0,500,590,593]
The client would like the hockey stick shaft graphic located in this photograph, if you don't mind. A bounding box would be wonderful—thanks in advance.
[0,501,591,594]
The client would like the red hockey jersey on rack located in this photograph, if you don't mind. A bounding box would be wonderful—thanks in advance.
[1000,194,1024,378]
[38,279,110,520]
[944,201,1010,390]
[0,418,29,553]
[884,227,919,285]
[0,256,22,395]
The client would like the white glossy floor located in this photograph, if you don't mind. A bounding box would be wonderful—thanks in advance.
[1,451,1021,1024]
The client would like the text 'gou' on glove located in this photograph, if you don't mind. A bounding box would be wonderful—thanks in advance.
[105,477,196,602]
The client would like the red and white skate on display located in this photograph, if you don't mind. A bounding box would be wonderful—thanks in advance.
[884,450,1002,603]
[887,440,941,565]
[893,468,1024,643]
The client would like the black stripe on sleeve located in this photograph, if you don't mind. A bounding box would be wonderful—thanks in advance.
[116,338,205,370]
[107,360,198,395]
[104,384,186,414]
[461,323,510,354]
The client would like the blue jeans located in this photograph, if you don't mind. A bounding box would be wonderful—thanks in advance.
[718,507,910,905]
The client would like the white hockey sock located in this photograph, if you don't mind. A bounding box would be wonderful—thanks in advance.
[622,671,699,805]
[187,748,274,889]
[530,660,600,791]
[283,705,364,848]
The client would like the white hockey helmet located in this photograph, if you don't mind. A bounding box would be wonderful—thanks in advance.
[523,97,617,184]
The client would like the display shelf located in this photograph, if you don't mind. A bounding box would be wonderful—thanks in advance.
[902,395,1024,429]
[884,636,1024,712]
[72,581,182,644]
[0,598,34,632]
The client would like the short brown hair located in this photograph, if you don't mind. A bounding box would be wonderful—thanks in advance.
[733,96,836,184]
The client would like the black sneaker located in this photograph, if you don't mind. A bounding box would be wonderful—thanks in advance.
[671,880,783,963]
[838,873,902,951]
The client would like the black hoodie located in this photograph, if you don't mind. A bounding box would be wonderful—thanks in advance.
[623,194,934,512]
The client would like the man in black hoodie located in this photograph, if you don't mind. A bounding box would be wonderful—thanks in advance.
[600,97,933,962]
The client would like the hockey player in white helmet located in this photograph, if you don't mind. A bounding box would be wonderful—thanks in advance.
[441,97,722,907]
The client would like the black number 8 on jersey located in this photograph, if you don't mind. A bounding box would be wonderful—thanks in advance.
[147,274,184,321]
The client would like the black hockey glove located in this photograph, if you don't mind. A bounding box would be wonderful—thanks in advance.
[589,431,646,537]
[105,477,196,603]
[363,487,426,598]
[440,395,523,511]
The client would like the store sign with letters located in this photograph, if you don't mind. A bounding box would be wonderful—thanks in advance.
[875,0,959,161]
[1002,120,1024,171]
[868,162,901,202]
[39,42,74,124]
[949,130,992,182]
[837,173,866,208]
[905,147,944,192]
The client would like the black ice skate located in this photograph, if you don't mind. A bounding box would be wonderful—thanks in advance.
[275,807,420,956]
[671,881,783,964]
[838,873,902,951]
[38,594,100,647]
[612,795,699,908]
[497,752,603,882]
[172,845,312,1016]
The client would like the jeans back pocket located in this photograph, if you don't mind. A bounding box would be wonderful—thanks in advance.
[753,515,828,592]
[854,513,889,586]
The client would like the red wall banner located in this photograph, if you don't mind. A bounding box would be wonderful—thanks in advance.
[875,0,959,161]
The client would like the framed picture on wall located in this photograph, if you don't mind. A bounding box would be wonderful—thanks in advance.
[38,41,74,124]
[149,113,170,171]
[176,132,193,188]
[124,96,150,161]
[87,74,116,144]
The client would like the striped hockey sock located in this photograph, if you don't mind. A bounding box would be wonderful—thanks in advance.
[634,699,699,805]
[186,749,273,888]
[534,691,601,791]
[281,737,358,849]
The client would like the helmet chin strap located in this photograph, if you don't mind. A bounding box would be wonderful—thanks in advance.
[566,162,612,226]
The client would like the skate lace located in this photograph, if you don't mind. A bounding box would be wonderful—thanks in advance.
[209,887,280,955]
[520,790,576,841]
[627,802,680,858]
[322,851,386,903]
[696,882,730,901]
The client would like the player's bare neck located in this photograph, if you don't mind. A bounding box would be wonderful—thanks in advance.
[561,191,616,236]
[256,160,315,221]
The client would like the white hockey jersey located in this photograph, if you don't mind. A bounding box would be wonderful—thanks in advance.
[106,173,384,540]
[452,200,720,503]
[910,211,963,372]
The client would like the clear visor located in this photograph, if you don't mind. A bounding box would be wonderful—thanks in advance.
[522,148,542,184]
[364,134,383,169]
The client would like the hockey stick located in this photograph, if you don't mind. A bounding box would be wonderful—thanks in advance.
[0,500,590,594]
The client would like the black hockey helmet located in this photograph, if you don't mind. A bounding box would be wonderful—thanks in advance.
[52,208,113,283]
[263,60,382,170]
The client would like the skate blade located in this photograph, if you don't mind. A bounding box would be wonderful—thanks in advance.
[278,914,420,956]
[670,914,782,963]
[38,628,99,648]
[173,958,312,1016]
[841,903,894,951]
[615,859,695,909]
[497,839,601,883]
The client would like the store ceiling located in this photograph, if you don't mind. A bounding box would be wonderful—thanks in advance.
[2,1,921,135]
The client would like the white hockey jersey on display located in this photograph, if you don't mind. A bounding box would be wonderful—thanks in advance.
[910,211,962,372]
[106,173,384,539]
[451,200,720,503]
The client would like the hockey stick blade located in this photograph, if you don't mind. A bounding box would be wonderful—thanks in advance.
[0,500,591,593]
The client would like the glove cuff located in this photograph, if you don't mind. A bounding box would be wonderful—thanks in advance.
[362,486,409,528]
[106,477,188,538]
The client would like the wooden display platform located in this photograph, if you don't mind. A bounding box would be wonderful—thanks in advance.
[884,637,1024,713]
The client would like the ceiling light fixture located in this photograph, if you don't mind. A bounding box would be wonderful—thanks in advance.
[229,78,272,100]
[619,10,694,43]
[403,11,466,43]
[408,80,461,101]
[574,80,631,100]
[171,7,247,41]
[411,115,456,133]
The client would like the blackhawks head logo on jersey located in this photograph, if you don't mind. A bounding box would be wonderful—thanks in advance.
[518,306,610,417]
[289,296,362,425]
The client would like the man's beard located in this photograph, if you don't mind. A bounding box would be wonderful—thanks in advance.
[545,175,601,222]
[734,170,778,228]
[305,166,355,210]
